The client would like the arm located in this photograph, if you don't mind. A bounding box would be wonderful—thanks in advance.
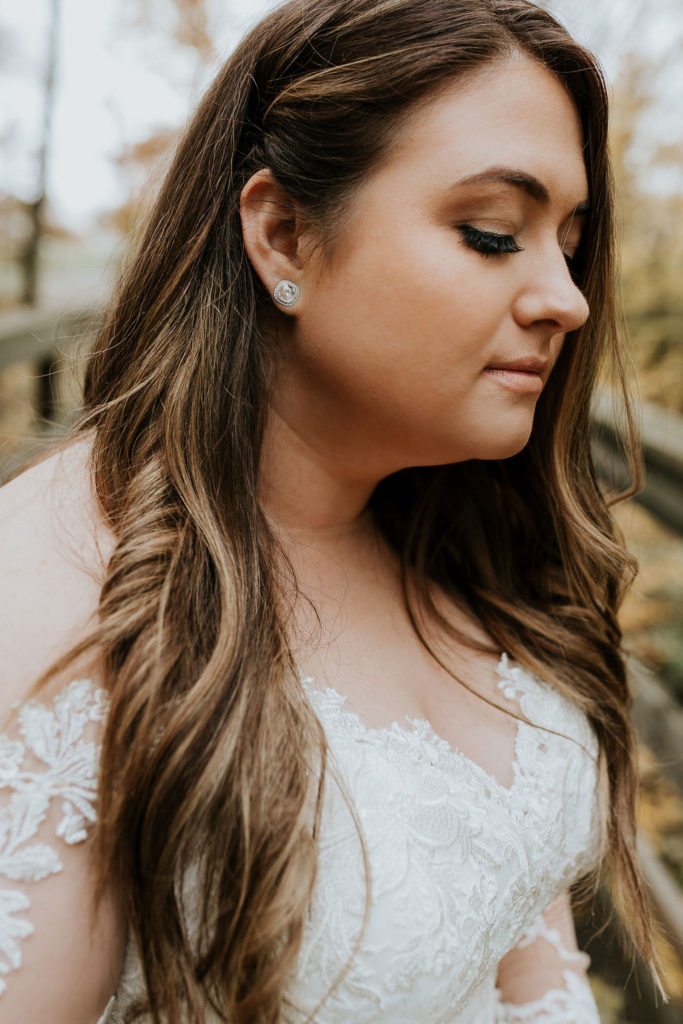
[0,442,126,1022]
[494,891,600,1023]
[0,680,125,1023]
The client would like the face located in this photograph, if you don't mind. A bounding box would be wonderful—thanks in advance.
[272,53,590,477]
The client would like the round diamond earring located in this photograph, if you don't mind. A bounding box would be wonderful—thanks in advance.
[273,279,300,307]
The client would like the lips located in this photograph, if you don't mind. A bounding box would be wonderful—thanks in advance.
[482,356,547,394]
[485,356,548,375]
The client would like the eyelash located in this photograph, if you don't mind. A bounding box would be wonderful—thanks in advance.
[458,224,581,282]
[458,225,523,256]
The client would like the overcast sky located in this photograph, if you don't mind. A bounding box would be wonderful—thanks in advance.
[1,0,681,231]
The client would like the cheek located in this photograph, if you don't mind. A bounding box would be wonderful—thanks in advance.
[543,333,566,388]
[549,333,565,368]
[308,224,499,390]
[287,218,530,467]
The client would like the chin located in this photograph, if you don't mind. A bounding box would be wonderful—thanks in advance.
[468,427,533,462]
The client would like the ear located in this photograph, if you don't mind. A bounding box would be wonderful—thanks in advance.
[240,169,313,311]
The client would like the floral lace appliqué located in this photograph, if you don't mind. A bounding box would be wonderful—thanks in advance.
[279,655,603,1022]
[494,972,600,1023]
[513,909,591,966]
[0,679,108,994]
[15,660,601,1024]
[493,906,599,1023]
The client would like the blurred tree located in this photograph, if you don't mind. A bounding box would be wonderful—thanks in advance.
[20,0,61,306]
[167,0,215,62]
[610,50,683,412]
[100,128,180,236]
[122,0,216,63]
[102,0,216,238]
[544,0,683,412]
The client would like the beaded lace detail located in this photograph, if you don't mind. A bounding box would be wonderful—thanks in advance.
[0,658,603,1023]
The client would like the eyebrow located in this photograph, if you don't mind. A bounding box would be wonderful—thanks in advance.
[452,165,591,215]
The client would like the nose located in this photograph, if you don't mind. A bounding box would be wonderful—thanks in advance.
[512,250,590,336]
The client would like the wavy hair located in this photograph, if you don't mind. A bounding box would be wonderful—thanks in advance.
[24,0,663,1019]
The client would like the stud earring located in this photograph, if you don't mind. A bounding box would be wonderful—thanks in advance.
[273,280,300,307]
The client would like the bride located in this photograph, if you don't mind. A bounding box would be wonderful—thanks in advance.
[0,0,666,1020]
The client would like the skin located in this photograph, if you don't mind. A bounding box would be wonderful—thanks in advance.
[240,53,591,745]
[0,443,125,1022]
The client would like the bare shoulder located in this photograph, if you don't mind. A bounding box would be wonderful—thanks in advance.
[0,434,116,705]
[0,437,127,1021]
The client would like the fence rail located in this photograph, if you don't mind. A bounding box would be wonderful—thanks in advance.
[0,304,102,429]
[0,304,100,373]
[591,389,683,535]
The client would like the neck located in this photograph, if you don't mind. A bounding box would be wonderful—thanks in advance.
[258,407,379,544]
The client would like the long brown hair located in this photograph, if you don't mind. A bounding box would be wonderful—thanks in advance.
[24,0,662,1019]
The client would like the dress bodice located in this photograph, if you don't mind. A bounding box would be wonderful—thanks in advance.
[280,654,602,1023]
[0,656,604,1023]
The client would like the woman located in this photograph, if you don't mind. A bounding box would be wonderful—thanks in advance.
[0,0,667,1021]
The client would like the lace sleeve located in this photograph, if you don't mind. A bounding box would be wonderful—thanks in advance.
[0,678,122,1021]
[493,891,600,1023]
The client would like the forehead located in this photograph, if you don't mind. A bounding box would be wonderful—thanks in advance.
[381,53,589,207]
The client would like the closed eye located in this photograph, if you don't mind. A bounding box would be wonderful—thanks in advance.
[458,225,523,256]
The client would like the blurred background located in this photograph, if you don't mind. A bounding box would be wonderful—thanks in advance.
[1,1,682,1020]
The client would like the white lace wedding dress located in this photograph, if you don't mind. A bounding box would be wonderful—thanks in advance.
[0,654,604,1022]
